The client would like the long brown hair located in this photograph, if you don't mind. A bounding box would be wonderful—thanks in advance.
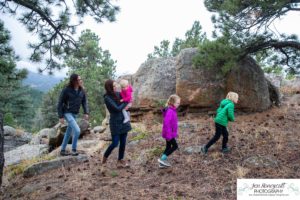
[67,73,83,90]
[104,79,120,103]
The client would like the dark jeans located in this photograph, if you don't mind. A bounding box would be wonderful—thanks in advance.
[206,123,228,149]
[163,138,178,156]
[104,132,128,160]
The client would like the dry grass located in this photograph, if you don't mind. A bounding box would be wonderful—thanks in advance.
[15,129,25,137]
[4,154,55,180]
[280,86,300,95]
[235,165,250,178]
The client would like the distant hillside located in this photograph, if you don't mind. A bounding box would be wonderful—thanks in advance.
[23,71,63,92]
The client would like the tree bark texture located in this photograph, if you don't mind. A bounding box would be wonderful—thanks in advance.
[0,113,4,186]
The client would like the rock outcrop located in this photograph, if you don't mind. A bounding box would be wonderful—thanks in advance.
[177,48,279,112]
[4,126,32,152]
[132,58,176,106]
[48,122,89,151]
[176,48,225,111]
[30,128,54,145]
[125,48,280,121]
[4,144,48,166]
[23,154,89,178]
[225,57,273,111]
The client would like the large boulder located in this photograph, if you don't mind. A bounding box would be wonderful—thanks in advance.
[3,126,16,137]
[176,48,278,112]
[23,154,88,178]
[48,120,90,151]
[4,126,32,152]
[176,48,225,110]
[122,48,280,122]
[132,57,176,107]
[30,128,54,145]
[79,119,90,137]
[4,144,48,166]
[48,124,66,151]
[226,57,272,111]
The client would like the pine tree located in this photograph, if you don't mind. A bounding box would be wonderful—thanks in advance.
[0,0,120,73]
[195,0,300,74]
[147,21,207,59]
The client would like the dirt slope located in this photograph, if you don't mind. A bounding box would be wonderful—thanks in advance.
[1,95,300,200]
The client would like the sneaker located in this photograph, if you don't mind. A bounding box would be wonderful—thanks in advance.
[201,146,208,155]
[157,158,171,167]
[60,150,70,156]
[221,147,231,153]
[71,150,79,156]
[159,163,169,168]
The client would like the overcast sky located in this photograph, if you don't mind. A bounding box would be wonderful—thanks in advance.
[0,0,299,77]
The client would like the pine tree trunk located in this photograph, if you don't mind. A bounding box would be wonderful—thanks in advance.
[0,113,4,186]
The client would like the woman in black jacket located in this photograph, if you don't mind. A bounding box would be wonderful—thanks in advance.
[102,79,132,168]
[57,74,89,156]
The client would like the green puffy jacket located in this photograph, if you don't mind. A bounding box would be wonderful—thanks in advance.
[214,99,235,127]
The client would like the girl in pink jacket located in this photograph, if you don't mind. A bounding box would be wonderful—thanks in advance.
[158,94,180,168]
[120,79,133,123]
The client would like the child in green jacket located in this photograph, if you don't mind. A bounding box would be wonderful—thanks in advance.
[201,92,239,154]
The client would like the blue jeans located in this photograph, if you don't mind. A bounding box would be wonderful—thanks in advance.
[104,133,128,160]
[61,113,80,151]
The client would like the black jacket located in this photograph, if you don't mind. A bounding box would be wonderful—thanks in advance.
[57,87,89,118]
[104,93,132,135]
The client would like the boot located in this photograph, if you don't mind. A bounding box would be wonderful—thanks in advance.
[102,156,107,164]
[117,160,130,168]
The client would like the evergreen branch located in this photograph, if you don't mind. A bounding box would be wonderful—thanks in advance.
[11,0,76,46]
[279,48,290,66]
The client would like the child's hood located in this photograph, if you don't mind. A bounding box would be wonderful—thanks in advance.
[161,107,168,117]
[220,99,233,108]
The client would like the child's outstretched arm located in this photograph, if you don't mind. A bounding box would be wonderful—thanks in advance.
[104,96,127,112]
